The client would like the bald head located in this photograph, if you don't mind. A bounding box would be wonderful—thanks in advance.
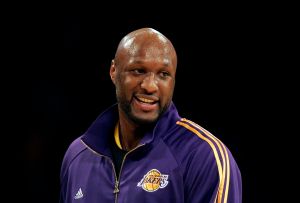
[114,28,177,69]
[110,28,177,125]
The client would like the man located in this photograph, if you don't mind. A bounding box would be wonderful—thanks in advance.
[60,28,242,203]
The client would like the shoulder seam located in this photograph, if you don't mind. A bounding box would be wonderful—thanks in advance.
[160,137,184,173]
[176,118,231,203]
[61,139,87,182]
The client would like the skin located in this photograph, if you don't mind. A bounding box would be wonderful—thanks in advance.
[110,28,177,151]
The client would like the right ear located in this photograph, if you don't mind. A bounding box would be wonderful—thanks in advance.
[110,59,116,85]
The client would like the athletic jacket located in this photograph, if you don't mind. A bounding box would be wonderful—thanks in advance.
[60,102,242,203]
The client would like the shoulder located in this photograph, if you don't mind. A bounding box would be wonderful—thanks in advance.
[175,118,238,163]
[163,118,239,174]
[175,118,228,153]
[163,118,226,157]
[60,137,87,181]
[172,119,242,203]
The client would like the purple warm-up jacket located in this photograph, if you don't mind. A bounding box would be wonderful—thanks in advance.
[60,102,242,203]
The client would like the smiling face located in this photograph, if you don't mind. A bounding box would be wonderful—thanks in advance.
[110,28,177,125]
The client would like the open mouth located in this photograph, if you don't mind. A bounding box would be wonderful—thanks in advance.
[135,96,157,104]
[133,95,159,112]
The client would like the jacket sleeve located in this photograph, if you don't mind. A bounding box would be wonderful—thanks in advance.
[184,144,242,203]
[223,148,242,203]
[59,137,86,203]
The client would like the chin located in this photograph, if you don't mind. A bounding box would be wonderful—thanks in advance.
[130,114,159,125]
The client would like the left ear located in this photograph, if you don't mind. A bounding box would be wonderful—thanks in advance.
[110,59,116,85]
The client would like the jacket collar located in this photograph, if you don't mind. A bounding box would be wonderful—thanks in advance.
[81,102,181,157]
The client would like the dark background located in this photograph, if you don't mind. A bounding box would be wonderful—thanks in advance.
[11,2,293,203]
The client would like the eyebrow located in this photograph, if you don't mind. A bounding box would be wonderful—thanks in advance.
[132,60,170,67]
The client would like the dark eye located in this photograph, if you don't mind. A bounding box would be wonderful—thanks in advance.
[160,71,170,78]
[132,69,145,75]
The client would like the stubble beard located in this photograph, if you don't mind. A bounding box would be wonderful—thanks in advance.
[117,96,169,126]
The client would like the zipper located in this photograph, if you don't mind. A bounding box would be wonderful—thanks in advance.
[114,144,145,203]
[114,180,119,193]
[80,139,144,203]
[80,140,119,201]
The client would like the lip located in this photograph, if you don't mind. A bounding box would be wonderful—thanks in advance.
[135,94,158,103]
[133,95,159,112]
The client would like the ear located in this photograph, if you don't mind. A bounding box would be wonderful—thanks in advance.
[110,59,116,85]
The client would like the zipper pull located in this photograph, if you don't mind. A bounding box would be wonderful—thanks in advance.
[113,180,119,193]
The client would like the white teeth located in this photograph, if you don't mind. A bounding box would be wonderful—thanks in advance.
[137,97,155,103]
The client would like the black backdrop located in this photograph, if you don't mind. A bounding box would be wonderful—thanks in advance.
[17,2,294,203]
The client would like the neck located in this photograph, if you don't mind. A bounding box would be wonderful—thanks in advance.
[118,110,151,151]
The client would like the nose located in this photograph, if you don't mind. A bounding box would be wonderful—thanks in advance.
[141,72,158,93]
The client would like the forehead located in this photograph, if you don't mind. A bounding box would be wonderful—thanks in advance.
[128,58,171,67]
[126,37,170,56]
[123,33,168,53]
[123,39,175,67]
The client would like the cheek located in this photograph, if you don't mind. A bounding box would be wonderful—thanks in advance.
[160,82,175,100]
[116,76,137,97]
[123,76,134,86]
